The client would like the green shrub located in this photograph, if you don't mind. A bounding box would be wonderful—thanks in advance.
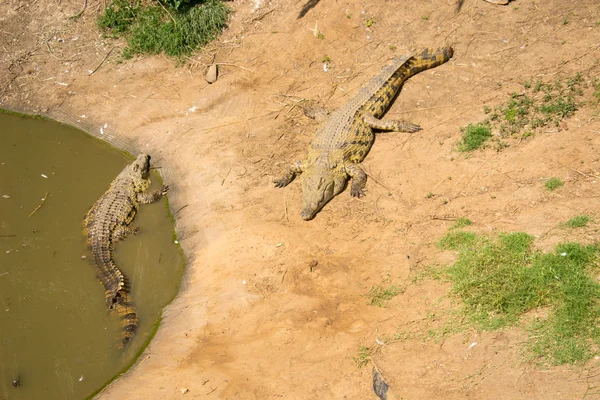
[565,215,590,228]
[545,177,564,191]
[458,123,492,152]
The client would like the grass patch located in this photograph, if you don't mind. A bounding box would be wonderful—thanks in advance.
[368,284,401,307]
[545,177,564,191]
[438,230,600,364]
[458,123,492,152]
[565,215,591,228]
[438,231,478,249]
[451,217,472,229]
[98,0,229,58]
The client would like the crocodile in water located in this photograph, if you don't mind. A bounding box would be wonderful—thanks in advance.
[83,154,168,347]
[274,47,454,220]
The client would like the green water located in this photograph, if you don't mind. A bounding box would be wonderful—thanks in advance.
[0,112,184,400]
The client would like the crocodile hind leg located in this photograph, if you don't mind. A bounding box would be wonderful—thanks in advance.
[362,113,421,133]
[274,160,304,187]
[345,162,367,198]
[137,186,169,204]
[113,225,140,242]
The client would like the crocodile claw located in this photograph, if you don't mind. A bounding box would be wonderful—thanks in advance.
[351,187,365,198]
[160,185,169,195]
[273,178,288,188]
[406,124,422,133]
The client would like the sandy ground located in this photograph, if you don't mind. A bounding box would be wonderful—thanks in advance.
[2,0,600,398]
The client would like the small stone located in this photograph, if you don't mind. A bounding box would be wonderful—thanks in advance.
[205,64,218,84]
[180,387,189,394]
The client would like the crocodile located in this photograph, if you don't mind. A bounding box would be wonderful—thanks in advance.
[274,47,454,220]
[83,154,168,347]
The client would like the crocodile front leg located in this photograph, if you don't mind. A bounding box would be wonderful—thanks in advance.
[345,162,367,198]
[274,160,304,187]
[362,113,421,133]
[137,186,169,204]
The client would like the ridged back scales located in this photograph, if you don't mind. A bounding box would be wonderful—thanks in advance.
[84,170,145,303]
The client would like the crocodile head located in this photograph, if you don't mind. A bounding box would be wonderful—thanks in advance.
[131,153,151,179]
[300,165,346,220]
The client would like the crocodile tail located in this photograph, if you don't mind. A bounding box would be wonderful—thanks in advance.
[391,47,454,92]
[409,47,454,73]
[367,47,453,116]
[112,289,138,348]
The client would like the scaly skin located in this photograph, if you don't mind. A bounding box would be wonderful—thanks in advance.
[83,154,168,347]
[275,47,454,220]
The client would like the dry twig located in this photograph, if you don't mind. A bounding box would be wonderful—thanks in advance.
[29,192,48,217]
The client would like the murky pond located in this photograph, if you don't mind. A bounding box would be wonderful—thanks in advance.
[0,111,184,400]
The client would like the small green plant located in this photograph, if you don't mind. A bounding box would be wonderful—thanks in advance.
[354,345,374,368]
[425,192,434,199]
[368,285,401,307]
[317,31,324,39]
[421,15,429,20]
[458,123,492,152]
[365,17,376,27]
[451,217,472,229]
[592,78,600,102]
[545,177,564,191]
[388,44,397,51]
[564,215,590,228]
[322,55,331,63]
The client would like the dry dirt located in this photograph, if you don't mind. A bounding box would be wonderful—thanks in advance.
[2,0,600,399]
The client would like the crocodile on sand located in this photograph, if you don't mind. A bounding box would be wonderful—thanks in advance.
[83,154,168,347]
[274,47,454,220]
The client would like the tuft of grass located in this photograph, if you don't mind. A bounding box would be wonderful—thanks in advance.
[438,230,600,365]
[354,345,375,368]
[438,231,478,249]
[458,123,492,152]
[368,285,401,307]
[592,78,600,103]
[365,17,376,27]
[99,0,230,59]
[564,215,590,228]
[98,0,139,35]
[322,55,331,63]
[545,177,564,191]
[451,217,472,229]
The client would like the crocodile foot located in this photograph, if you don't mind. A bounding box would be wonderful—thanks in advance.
[350,186,365,198]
